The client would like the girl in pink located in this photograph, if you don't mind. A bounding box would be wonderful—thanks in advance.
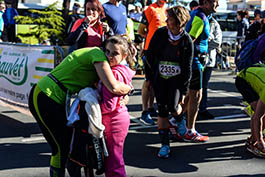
[100,35,135,177]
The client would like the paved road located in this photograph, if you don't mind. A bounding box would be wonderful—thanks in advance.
[0,69,264,177]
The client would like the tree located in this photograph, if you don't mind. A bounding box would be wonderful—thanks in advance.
[14,2,65,45]
[62,0,71,26]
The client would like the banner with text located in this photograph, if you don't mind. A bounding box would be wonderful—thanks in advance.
[0,44,54,106]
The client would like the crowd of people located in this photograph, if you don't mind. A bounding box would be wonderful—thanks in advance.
[0,0,18,42]
[13,0,264,176]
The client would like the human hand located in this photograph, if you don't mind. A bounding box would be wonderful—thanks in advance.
[120,95,129,106]
[101,22,109,32]
[129,43,137,62]
[179,95,185,105]
[84,16,93,24]
[173,104,182,115]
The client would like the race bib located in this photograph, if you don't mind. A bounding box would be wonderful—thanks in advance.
[159,61,181,79]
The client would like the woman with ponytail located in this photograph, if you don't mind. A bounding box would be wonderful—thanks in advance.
[100,35,135,177]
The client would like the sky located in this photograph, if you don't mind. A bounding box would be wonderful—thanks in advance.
[217,0,227,10]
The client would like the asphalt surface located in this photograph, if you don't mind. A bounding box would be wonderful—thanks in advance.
[0,69,264,177]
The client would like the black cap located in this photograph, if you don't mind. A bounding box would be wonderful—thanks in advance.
[254,9,261,17]
[189,0,199,10]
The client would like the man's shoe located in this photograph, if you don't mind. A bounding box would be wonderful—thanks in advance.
[176,118,187,137]
[158,145,170,158]
[169,116,177,127]
[169,127,183,141]
[246,142,265,158]
[148,107,158,117]
[199,110,214,119]
[140,111,154,125]
[183,131,209,142]
[169,117,183,141]
[169,116,187,137]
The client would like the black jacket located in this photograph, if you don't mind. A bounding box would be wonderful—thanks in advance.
[145,27,193,96]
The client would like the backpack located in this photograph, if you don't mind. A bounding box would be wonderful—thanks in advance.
[235,33,265,71]
[68,101,107,176]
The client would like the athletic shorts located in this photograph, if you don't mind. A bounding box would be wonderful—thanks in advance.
[189,69,202,90]
[235,76,259,104]
[154,87,181,118]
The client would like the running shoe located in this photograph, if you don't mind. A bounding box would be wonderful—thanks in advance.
[183,131,209,142]
[148,107,158,117]
[169,117,183,141]
[176,118,187,137]
[140,111,154,125]
[246,142,265,158]
[169,129,183,141]
[169,116,187,137]
[169,126,183,141]
[169,116,178,127]
[158,145,170,158]
[240,100,249,106]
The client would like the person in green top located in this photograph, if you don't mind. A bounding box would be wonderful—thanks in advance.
[28,47,132,177]
[235,65,265,158]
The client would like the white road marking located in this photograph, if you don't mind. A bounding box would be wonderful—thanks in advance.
[208,89,240,97]
[130,125,157,130]
[207,143,244,151]
[39,152,51,156]
[22,137,45,142]
[214,114,248,120]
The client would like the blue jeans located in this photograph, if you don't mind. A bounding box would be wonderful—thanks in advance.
[199,67,213,112]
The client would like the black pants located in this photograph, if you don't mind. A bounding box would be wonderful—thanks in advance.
[28,85,73,175]
[5,24,16,42]
[235,76,259,103]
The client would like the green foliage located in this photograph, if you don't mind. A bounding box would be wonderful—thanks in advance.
[14,2,65,45]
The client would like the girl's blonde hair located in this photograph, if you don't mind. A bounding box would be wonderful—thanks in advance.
[104,35,135,69]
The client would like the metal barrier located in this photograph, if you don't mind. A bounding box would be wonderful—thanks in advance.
[216,35,244,69]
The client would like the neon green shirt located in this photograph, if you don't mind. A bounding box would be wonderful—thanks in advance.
[37,47,108,104]
[237,66,265,104]
[127,18,135,41]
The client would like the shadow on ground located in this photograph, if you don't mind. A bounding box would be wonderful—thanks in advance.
[124,115,252,174]
[0,113,40,138]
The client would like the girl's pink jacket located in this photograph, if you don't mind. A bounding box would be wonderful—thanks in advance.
[100,64,135,115]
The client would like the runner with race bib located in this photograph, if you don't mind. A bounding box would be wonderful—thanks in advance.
[144,6,193,159]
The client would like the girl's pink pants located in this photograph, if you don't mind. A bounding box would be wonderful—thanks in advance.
[102,111,130,177]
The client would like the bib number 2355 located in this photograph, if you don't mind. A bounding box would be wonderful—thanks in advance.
[159,62,181,79]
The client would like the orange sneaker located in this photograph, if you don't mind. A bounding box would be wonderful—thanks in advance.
[183,131,209,142]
